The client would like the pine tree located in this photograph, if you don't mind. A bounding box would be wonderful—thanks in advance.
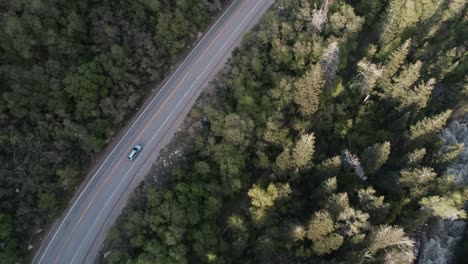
[322,177,338,195]
[312,233,344,256]
[352,59,383,95]
[420,189,468,219]
[221,113,254,147]
[292,133,316,169]
[379,0,443,46]
[379,0,408,45]
[379,39,411,88]
[268,78,293,111]
[384,60,422,98]
[316,156,342,178]
[297,0,313,23]
[306,209,344,256]
[226,214,250,254]
[358,187,386,212]
[360,141,391,174]
[306,210,335,242]
[409,110,452,147]
[262,113,292,148]
[274,147,292,175]
[248,183,291,223]
[398,78,435,112]
[435,143,464,166]
[335,207,369,237]
[293,64,324,117]
[327,192,350,218]
[404,148,427,166]
[399,167,437,198]
[383,61,434,113]
[367,225,414,258]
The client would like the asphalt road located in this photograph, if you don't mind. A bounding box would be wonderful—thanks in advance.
[32,0,274,263]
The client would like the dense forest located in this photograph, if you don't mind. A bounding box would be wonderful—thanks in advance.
[0,0,222,261]
[103,0,467,263]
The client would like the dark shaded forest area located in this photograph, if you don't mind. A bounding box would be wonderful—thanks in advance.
[0,0,222,261]
[103,0,467,263]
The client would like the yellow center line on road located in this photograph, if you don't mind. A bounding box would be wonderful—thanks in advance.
[52,0,253,262]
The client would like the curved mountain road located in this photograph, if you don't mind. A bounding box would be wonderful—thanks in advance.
[32,0,274,263]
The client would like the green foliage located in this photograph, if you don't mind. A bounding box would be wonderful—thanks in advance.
[352,59,383,95]
[367,225,414,257]
[420,189,468,219]
[98,0,467,263]
[434,143,464,166]
[306,210,335,242]
[306,210,344,256]
[0,0,220,259]
[335,207,369,237]
[379,39,411,87]
[221,113,254,147]
[357,187,388,222]
[360,141,391,174]
[65,61,109,120]
[292,133,316,169]
[404,148,427,166]
[293,64,325,117]
[248,183,291,223]
[399,167,437,198]
[355,0,386,26]
[409,110,453,147]
[379,0,444,45]
[316,156,342,178]
[312,232,344,256]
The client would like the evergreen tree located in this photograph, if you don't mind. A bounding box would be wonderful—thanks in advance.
[404,148,427,166]
[274,147,292,175]
[316,156,342,178]
[306,209,344,256]
[248,183,291,223]
[399,167,437,198]
[327,192,350,218]
[397,78,434,112]
[312,233,344,256]
[360,142,391,174]
[352,59,383,95]
[293,64,324,117]
[322,177,338,195]
[420,189,468,219]
[292,133,316,170]
[335,207,369,237]
[221,113,254,147]
[434,143,464,166]
[379,0,444,46]
[409,110,452,147]
[306,210,335,242]
[379,0,407,45]
[367,225,415,261]
[383,60,422,98]
[357,187,386,213]
[379,39,411,88]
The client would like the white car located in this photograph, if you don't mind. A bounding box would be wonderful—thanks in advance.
[128,144,142,161]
